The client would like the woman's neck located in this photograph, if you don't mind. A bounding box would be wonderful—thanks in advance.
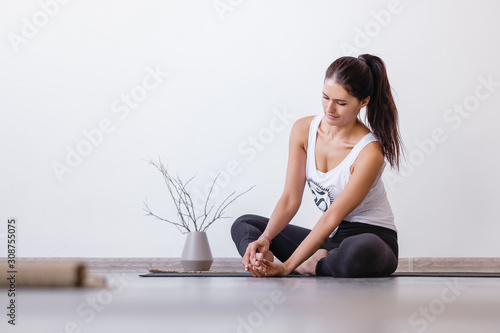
[320,118,368,143]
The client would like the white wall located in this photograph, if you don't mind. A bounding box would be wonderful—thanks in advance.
[1,0,499,258]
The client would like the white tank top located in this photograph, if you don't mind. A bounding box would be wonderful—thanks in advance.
[305,114,397,235]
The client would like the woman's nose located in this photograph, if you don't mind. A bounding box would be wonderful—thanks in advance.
[327,101,336,113]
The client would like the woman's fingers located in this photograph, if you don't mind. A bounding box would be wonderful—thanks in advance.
[250,254,259,267]
[248,262,269,278]
[252,248,269,267]
[243,242,257,268]
[248,264,261,278]
[255,262,271,277]
[242,248,250,268]
[247,265,255,277]
[242,240,272,276]
[254,252,265,267]
[249,245,259,265]
[260,260,285,277]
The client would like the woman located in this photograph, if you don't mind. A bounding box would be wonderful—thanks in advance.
[231,54,403,278]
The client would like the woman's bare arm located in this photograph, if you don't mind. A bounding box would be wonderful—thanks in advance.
[260,116,312,239]
[242,116,312,272]
[265,141,385,275]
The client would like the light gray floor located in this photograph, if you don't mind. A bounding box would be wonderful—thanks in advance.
[2,273,500,333]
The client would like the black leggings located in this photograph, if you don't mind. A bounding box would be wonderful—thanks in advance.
[231,214,398,278]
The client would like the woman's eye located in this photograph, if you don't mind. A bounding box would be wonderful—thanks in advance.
[338,102,346,106]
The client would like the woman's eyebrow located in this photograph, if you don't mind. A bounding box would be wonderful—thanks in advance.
[323,92,347,102]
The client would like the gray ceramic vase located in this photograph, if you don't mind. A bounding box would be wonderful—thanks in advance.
[181,231,213,271]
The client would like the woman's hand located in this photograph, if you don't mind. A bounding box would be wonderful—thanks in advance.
[242,238,270,275]
[242,239,293,278]
[253,259,291,278]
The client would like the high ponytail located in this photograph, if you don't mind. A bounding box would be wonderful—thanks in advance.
[325,54,403,168]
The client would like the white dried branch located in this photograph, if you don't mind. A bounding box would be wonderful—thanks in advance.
[144,157,254,234]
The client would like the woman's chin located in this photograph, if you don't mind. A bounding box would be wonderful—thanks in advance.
[324,115,340,125]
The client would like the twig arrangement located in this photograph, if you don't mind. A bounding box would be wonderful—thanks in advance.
[144,157,254,233]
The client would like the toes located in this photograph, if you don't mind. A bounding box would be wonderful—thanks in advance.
[264,251,274,263]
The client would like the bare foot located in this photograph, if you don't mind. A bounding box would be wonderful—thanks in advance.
[253,251,274,275]
[255,250,274,266]
[294,249,328,275]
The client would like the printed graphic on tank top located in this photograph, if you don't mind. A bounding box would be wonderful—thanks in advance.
[307,179,334,213]
[305,114,397,237]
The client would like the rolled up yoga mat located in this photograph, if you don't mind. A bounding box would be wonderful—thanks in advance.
[0,260,107,288]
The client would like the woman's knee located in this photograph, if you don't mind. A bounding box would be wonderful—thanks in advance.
[233,214,266,225]
[230,214,267,239]
[230,214,250,238]
[345,234,384,260]
[328,234,397,277]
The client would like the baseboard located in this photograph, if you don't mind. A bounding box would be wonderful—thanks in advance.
[2,257,500,273]
[395,257,500,273]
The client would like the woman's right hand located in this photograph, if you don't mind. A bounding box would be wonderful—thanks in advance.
[242,238,270,276]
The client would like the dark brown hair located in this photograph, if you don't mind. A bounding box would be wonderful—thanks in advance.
[325,54,403,169]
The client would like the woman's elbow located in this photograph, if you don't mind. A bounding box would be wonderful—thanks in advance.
[279,194,302,212]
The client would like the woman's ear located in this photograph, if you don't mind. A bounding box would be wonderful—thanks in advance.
[360,96,370,108]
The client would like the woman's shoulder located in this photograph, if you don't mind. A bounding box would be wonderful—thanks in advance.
[291,115,318,151]
[291,115,316,134]
[353,136,384,170]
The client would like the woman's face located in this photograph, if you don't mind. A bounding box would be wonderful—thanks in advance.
[321,77,369,127]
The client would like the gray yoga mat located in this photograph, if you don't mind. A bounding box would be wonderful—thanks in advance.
[139,271,500,278]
